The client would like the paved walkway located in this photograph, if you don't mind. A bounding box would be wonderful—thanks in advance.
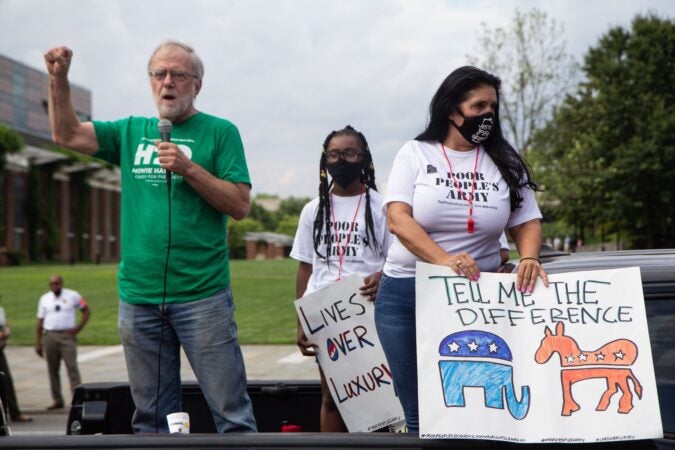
[3,344,318,435]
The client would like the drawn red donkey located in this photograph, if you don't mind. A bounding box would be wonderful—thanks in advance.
[534,321,642,416]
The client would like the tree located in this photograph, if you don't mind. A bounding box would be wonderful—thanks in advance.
[0,124,23,171]
[275,215,299,237]
[248,195,310,233]
[248,201,278,231]
[531,14,675,249]
[468,9,578,156]
[277,196,310,218]
[227,217,264,259]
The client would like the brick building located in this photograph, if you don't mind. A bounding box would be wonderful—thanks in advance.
[244,232,293,260]
[0,53,121,265]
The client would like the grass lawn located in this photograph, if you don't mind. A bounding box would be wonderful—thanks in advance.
[0,258,298,346]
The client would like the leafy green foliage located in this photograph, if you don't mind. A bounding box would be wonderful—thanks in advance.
[228,195,311,259]
[0,124,23,170]
[531,14,675,248]
[248,201,278,230]
[275,215,300,236]
[227,217,264,259]
[277,196,310,218]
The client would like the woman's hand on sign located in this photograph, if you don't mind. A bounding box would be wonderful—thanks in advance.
[516,257,549,293]
[297,324,317,357]
[360,271,383,301]
[446,252,480,281]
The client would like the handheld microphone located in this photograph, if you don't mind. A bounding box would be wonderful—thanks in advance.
[157,119,173,188]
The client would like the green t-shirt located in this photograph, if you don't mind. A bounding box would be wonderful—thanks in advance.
[93,113,251,304]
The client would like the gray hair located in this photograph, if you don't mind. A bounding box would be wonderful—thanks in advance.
[147,40,204,80]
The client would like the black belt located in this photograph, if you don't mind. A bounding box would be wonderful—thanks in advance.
[43,329,69,334]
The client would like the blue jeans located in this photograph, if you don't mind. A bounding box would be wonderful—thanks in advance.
[374,275,419,433]
[118,287,257,433]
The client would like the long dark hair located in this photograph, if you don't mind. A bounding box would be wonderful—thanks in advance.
[312,125,379,260]
[416,66,538,211]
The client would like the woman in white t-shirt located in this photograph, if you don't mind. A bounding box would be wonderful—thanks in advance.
[290,125,391,432]
[375,66,549,432]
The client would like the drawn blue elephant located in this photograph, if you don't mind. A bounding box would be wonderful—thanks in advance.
[438,330,530,420]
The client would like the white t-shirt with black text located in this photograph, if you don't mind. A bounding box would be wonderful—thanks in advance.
[383,140,541,277]
[291,189,392,296]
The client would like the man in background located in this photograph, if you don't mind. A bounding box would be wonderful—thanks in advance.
[35,275,90,410]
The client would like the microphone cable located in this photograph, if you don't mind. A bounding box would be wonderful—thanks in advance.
[154,175,171,432]
[154,128,173,433]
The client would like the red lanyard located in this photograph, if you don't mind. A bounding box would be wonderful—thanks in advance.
[439,143,480,234]
[330,184,365,280]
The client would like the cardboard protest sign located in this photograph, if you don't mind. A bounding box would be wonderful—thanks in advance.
[295,275,404,432]
[416,262,662,443]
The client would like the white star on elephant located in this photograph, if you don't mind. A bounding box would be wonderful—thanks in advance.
[468,340,479,352]
[448,341,460,352]
[488,342,498,353]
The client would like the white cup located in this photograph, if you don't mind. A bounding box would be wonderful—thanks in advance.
[166,412,190,434]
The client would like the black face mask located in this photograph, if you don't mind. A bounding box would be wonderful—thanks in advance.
[452,111,495,144]
[327,160,364,189]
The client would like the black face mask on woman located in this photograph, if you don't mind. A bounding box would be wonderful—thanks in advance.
[327,160,364,189]
[452,111,495,144]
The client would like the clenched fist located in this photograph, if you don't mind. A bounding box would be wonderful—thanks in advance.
[44,46,73,78]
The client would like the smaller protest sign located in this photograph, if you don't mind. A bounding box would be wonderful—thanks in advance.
[295,275,404,432]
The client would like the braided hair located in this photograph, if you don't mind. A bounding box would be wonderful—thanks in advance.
[312,125,379,261]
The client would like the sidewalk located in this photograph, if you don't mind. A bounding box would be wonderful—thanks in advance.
[3,344,318,435]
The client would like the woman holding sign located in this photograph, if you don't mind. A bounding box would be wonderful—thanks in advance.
[291,125,392,432]
[376,66,548,432]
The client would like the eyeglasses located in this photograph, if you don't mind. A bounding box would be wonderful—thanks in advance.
[324,149,364,163]
[148,69,197,83]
